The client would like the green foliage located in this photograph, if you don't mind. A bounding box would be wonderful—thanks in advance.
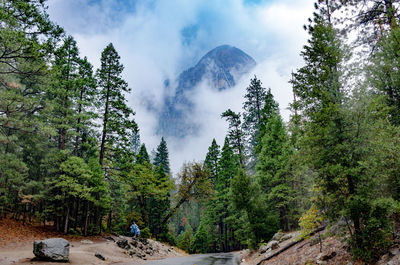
[177,225,193,253]
[204,139,220,185]
[136,144,150,165]
[221,109,245,166]
[191,221,210,253]
[140,227,152,239]
[256,114,296,231]
[97,43,138,166]
[154,137,170,175]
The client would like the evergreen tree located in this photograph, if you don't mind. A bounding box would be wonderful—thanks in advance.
[0,0,63,76]
[74,56,97,156]
[136,144,150,165]
[257,89,279,152]
[97,43,138,166]
[221,109,245,166]
[242,76,266,165]
[256,114,295,231]
[51,36,81,150]
[369,27,400,125]
[154,137,170,175]
[130,131,141,155]
[204,139,220,185]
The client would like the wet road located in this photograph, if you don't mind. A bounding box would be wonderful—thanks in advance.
[142,252,239,265]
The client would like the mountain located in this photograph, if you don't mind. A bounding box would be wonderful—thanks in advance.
[157,45,256,138]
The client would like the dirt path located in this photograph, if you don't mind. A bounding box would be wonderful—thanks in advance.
[0,238,139,264]
[0,218,183,265]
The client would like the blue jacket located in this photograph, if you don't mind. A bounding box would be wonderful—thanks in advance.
[130,224,140,236]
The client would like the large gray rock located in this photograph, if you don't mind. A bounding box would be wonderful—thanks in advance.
[33,238,70,261]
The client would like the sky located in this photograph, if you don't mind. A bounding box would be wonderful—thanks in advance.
[47,0,315,175]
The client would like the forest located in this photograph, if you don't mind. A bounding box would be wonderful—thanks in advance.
[2,0,400,263]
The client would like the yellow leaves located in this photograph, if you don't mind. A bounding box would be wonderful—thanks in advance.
[298,204,324,240]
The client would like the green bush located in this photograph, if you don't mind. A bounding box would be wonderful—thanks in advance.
[140,227,151,239]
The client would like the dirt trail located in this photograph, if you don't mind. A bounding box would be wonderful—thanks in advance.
[0,218,184,265]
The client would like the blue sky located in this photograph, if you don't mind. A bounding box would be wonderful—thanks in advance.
[47,0,314,174]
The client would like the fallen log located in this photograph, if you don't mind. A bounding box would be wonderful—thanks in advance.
[257,225,327,265]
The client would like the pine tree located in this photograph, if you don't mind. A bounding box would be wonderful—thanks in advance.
[221,109,245,166]
[136,144,150,165]
[51,36,81,150]
[242,76,266,165]
[204,139,220,185]
[256,114,295,231]
[257,89,279,152]
[74,56,97,156]
[154,137,170,175]
[130,131,141,155]
[97,43,138,166]
[0,0,63,76]
[368,27,400,125]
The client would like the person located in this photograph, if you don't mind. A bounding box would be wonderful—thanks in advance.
[130,222,140,238]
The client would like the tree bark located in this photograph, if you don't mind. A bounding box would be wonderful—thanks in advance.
[64,203,70,234]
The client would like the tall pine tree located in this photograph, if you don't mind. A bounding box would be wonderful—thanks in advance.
[154,137,170,175]
[97,43,138,167]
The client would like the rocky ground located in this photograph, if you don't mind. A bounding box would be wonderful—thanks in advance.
[240,227,400,265]
[0,217,185,264]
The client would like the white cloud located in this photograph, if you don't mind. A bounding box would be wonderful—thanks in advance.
[47,0,315,175]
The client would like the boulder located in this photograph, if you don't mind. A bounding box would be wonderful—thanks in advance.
[266,240,280,250]
[272,232,283,241]
[116,238,130,250]
[259,245,269,254]
[279,233,292,242]
[95,252,105,261]
[329,216,347,235]
[33,238,70,261]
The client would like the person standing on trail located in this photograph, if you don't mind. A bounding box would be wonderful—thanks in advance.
[130,222,140,238]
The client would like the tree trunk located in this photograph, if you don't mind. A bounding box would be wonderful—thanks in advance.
[64,203,70,234]
[99,73,111,166]
[84,200,89,236]
[107,210,112,232]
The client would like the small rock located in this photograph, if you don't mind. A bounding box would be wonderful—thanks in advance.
[80,239,93,244]
[95,252,105,261]
[309,236,320,247]
[104,236,115,242]
[320,251,337,261]
[389,247,400,256]
[140,238,149,245]
[33,238,70,261]
[317,261,327,265]
[130,240,138,247]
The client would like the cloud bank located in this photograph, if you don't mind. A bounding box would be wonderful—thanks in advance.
[47,0,315,174]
